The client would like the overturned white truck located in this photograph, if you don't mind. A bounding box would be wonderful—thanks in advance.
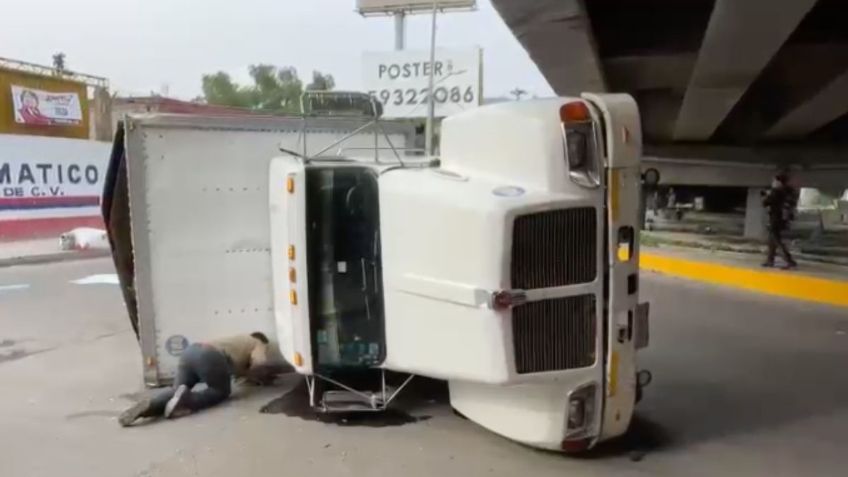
[102,92,651,452]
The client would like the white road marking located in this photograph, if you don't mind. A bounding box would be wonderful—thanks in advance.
[0,284,30,293]
[70,274,119,285]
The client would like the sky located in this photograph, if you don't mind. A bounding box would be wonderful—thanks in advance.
[0,0,553,100]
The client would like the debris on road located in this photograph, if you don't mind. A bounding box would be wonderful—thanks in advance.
[60,227,109,251]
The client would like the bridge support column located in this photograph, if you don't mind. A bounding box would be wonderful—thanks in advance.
[744,187,767,240]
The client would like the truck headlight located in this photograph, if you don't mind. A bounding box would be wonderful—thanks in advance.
[568,397,586,429]
[566,384,596,434]
[565,129,588,169]
[559,100,600,188]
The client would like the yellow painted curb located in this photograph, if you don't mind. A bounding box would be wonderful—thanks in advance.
[640,252,848,308]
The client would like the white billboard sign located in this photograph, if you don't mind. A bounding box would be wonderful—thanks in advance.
[357,0,475,14]
[363,48,482,119]
[0,135,109,221]
[11,85,83,126]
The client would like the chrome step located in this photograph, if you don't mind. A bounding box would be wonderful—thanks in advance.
[306,371,415,414]
[321,390,385,412]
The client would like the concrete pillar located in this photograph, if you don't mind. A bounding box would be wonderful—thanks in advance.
[91,87,113,142]
[744,187,767,239]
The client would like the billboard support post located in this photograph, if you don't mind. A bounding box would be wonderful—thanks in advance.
[394,12,406,50]
[425,1,438,156]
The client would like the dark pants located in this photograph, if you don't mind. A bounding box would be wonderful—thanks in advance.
[766,225,795,265]
[143,344,232,417]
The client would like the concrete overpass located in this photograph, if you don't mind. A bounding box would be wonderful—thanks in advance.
[491,0,848,200]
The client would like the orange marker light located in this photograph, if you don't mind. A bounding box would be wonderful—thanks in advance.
[289,289,298,305]
[617,243,632,262]
[287,245,295,260]
[146,356,156,368]
[289,267,297,283]
[560,101,590,123]
[293,352,303,367]
[286,176,295,193]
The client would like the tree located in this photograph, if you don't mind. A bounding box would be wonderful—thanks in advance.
[201,72,252,108]
[306,71,335,91]
[509,88,528,101]
[201,65,334,114]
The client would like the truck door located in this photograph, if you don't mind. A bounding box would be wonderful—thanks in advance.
[269,157,314,374]
[582,93,643,439]
[270,160,387,375]
[303,166,386,372]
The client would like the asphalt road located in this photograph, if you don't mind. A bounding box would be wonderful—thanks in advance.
[1,258,847,477]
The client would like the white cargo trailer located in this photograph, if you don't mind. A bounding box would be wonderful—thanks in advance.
[102,110,414,383]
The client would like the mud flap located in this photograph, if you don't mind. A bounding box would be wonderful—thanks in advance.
[635,302,649,350]
[101,122,139,340]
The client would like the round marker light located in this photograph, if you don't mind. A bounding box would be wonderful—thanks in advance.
[643,168,661,187]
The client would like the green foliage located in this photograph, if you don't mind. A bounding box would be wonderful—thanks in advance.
[201,65,336,114]
[306,71,335,91]
[201,72,252,108]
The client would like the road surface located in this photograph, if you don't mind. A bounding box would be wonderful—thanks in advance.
[1,258,846,477]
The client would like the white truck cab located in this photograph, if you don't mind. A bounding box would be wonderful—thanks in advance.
[103,92,651,453]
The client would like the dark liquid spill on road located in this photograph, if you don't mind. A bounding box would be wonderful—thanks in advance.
[260,379,436,428]
[579,414,671,462]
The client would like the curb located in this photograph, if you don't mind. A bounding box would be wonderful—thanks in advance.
[641,252,848,308]
[640,233,848,266]
[0,250,110,269]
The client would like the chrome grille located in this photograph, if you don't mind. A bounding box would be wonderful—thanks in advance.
[511,208,596,289]
[512,294,596,374]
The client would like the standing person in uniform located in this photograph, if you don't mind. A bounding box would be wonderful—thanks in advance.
[118,332,282,426]
[761,173,798,269]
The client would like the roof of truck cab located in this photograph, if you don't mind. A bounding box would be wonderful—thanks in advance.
[444,97,576,124]
[306,156,432,171]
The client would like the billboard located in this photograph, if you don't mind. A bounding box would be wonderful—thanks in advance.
[357,0,475,14]
[0,67,89,139]
[363,48,482,119]
[11,85,83,126]
[0,134,109,239]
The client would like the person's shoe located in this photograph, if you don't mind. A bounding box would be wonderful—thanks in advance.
[761,262,775,268]
[169,407,193,419]
[164,384,190,418]
[118,397,152,427]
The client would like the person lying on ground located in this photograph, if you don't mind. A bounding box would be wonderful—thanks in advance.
[118,332,289,426]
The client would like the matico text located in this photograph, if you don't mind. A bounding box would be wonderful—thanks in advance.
[1,161,99,198]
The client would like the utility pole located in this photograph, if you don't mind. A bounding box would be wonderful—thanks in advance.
[424,1,438,157]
